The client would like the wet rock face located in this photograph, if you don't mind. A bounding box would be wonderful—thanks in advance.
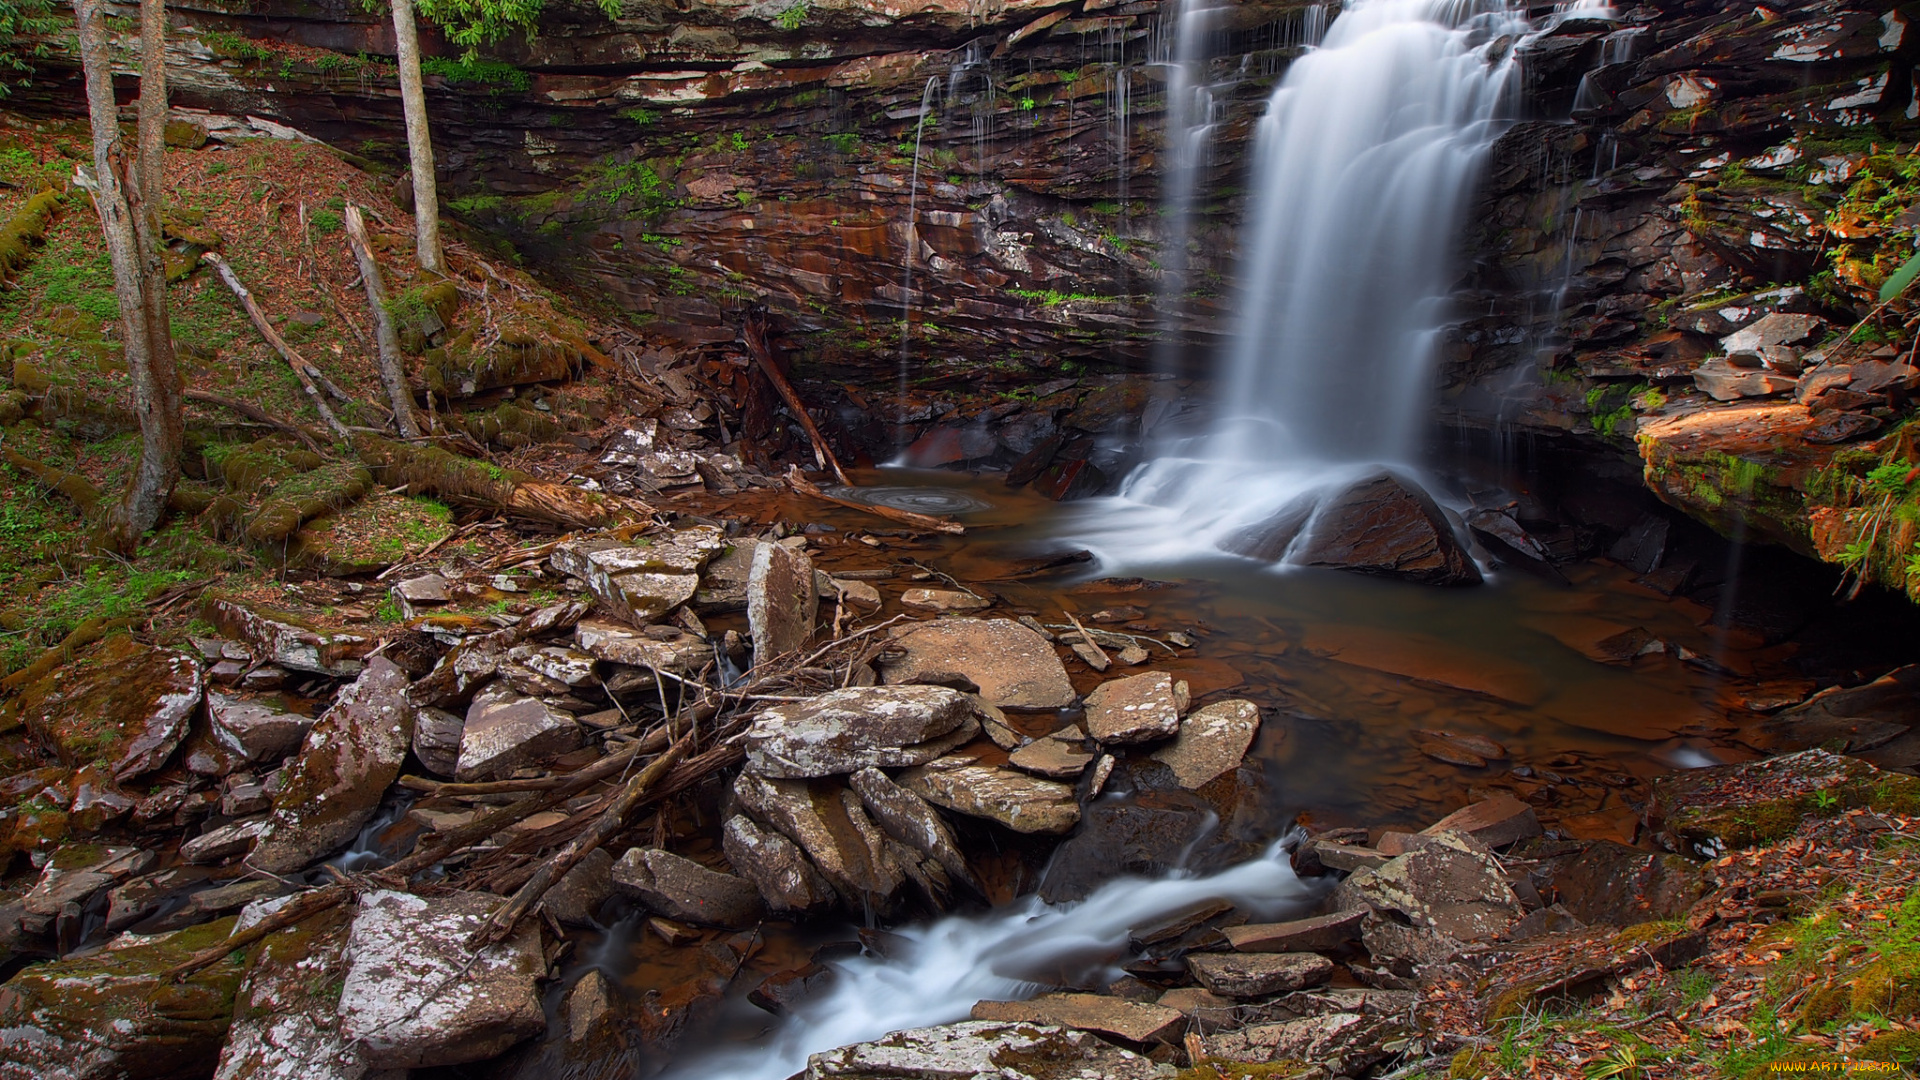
[1286,474,1482,586]
[0,916,250,1080]
[1550,840,1709,926]
[250,657,414,874]
[1151,698,1262,789]
[747,540,818,660]
[337,890,546,1070]
[2,635,203,783]
[802,1020,1165,1080]
[741,685,981,778]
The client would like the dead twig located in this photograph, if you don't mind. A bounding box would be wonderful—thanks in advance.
[202,251,351,440]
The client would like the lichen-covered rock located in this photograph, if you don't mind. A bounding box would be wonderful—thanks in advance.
[1150,698,1261,788]
[213,898,384,1080]
[969,994,1183,1044]
[550,530,721,626]
[611,847,766,928]
[878,618,1076,711]
[742,685,981,778]
[732,773,904,908]
[747,540,817,659]
[456,682,581,782]
[803,1020,1164,1080]
[848,766,976,890]
[722,813,835,912]
[1083,671,1182,745]
[1332,829,1522,942]
[21,844,153,924]
[249,658,413,874]
[204,596,369,676]
[575,616,709,673]
[1646,749,1920,857]
[898,753,1080,835]
[1186,952,1335,998]
[0,917,250,1080]
[336,890,545,1069]
[1,634,202,783]
[206,691,314,764]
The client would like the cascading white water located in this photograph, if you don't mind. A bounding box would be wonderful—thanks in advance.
[1064,0,1568,569]
[656,840,1321,1080]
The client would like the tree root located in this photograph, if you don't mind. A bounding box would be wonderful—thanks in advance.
[0,447,102,511]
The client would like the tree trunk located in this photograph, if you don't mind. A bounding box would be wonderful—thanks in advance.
[72,0,182,551]
[343,204,422,437]
[390,0,444,275]
[136,0,166,211]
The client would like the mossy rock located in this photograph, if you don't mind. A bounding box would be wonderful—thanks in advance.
[1852,955,1920,1021]
[1647,750,1920,857]
[1858,1029,1920,1063]
[290,491,454,575]
[0,916,250,1078]
[423,326,580,398]
[0,633,203,782]
[0,189,59,281]
[459,399,573,448]
[162,119,209,149]
[1801,979,1853,1028]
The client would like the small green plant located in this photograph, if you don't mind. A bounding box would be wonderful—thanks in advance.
[1584,1039,1647,1080]
[308,208,343,233]
[822,132,860,155]
[420,56,531,93]
[1018,95,1036,110]
[619,106,658,125]
[773,1,809,30]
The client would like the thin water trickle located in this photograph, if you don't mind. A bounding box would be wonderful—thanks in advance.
[896,75,943,456]
[1150,0,1227,381]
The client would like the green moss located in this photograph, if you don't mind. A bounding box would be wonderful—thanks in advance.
[420,56,531,93]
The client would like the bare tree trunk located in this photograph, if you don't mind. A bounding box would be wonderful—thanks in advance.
[343,205,422,437]
[390,0,444,274]
[136,0,166,211]
[72,0,182,551]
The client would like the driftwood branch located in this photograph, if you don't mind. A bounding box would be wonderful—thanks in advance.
[166,883,350,981]
[202,251,351,440]
[743,311,850,485]
[342,207,421,438]
[470,731,695,946]
[786,467,963,534]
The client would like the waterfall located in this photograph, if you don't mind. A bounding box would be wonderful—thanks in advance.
[1065,0,1594,569]
[655,839,1321,1080]
[896,76,943,454]
[1151,0,1227,377]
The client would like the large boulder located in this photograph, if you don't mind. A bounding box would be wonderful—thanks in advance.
[0,917,251,1080]
[214,898,385,1080]
[898,753,1080,835]
[802,1021,1163,1080]
[1646,749,1920,857]
[1151,699,1261,789]
[575,617,709,674]
[336,890,545,1069]
[732,773,905,908]
[611,847,766,928]
[878,619,1076,711]
[742,685,982,778]
[1332,829,1522,942]
[1,634,203,783]
[250,658,414,874]
[1288,474,1481,585]
[747,540,818,659]
[456,683,581,782]
[1759,665,1920,754]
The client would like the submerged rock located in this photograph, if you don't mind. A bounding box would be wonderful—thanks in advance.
[878,618,1076,711]
[1291,473,1481,585]
[250,657,413,874]
[742,685,981,778]
[0,916,250,1080]
[803,1021,1163,1080]
[337,890,545,1069]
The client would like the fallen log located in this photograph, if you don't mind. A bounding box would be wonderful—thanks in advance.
[470,730,695,946]
[744,311,850,485]
[343,205,423,438]
[184,389,328,454]
[202,251,351,440]
[350,432,648,530]
[786,467,963,535]
[0,447,101,511]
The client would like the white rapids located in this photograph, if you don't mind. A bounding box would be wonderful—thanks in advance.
[1063,0,1607,571]
[655,839,1322,1080]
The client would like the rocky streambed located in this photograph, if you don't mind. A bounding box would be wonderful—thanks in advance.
[3,452,1920,1079]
